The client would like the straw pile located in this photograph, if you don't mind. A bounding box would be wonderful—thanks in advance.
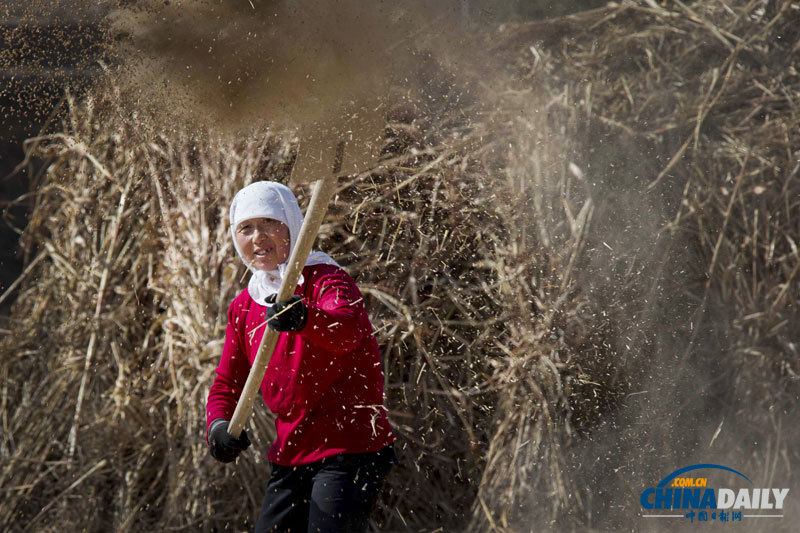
[2,1,799,531]
[479,0,800,529]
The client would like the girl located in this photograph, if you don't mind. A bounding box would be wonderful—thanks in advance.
[206,181,396,532]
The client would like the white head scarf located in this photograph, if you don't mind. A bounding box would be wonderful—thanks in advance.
[230,181,339,306]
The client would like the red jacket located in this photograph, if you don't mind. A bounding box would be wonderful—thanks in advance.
[206,264,395,466]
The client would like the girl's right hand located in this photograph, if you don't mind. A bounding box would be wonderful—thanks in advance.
[208,419,251,463]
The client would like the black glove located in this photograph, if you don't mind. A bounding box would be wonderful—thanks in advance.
[208,419,251,463]
[265,294,308,332]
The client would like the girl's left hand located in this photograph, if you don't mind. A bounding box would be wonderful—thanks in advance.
[265,295,308,331]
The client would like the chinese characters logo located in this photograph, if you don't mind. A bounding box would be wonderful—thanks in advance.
[640,464,789,523]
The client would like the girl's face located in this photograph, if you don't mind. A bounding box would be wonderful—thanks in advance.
[235,218,291,271]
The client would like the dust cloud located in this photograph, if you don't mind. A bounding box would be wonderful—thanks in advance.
[105,0,477,177]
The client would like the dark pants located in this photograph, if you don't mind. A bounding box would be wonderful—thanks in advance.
[255,445,395,533]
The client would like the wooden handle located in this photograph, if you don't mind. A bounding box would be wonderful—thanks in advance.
[227,174,339,438]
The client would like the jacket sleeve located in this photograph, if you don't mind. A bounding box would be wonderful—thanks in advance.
[301,268,371,355]
[206,299,251,441]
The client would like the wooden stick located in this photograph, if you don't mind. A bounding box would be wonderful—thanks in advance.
[227,142,344,438]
